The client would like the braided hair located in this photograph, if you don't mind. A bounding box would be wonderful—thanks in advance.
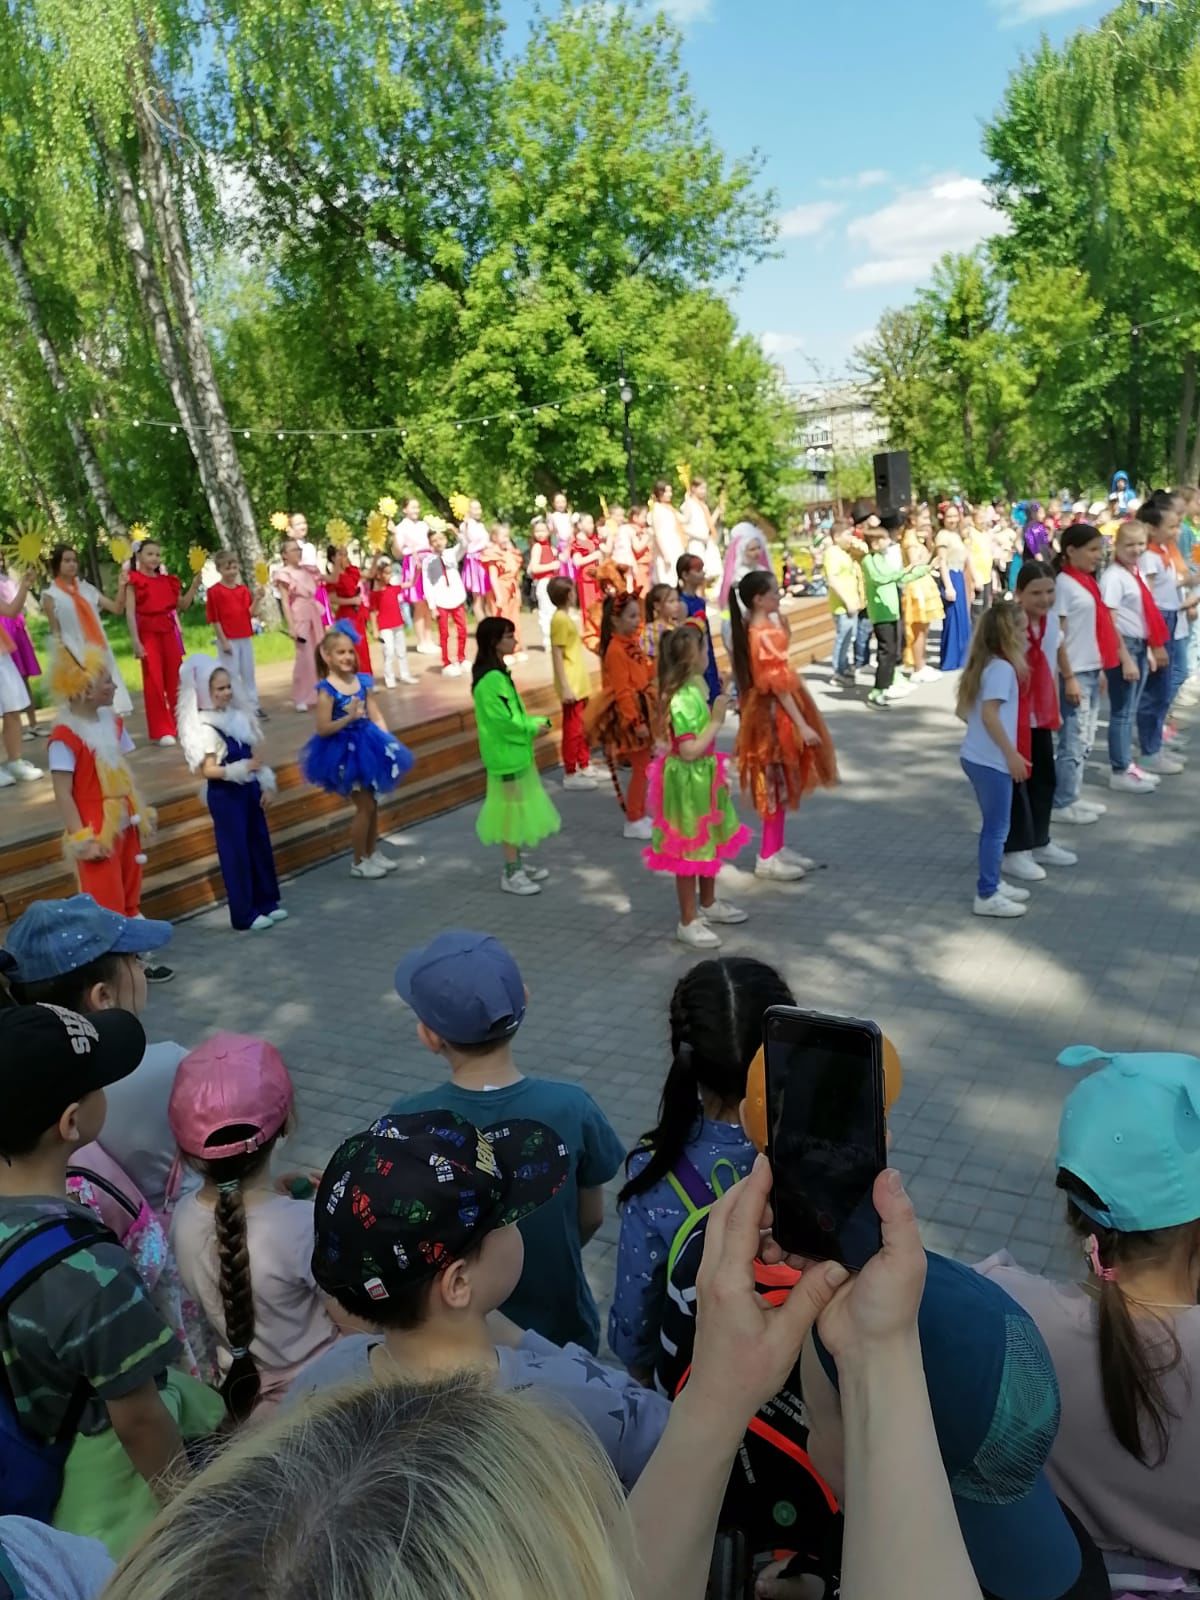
[619,958,795,1204]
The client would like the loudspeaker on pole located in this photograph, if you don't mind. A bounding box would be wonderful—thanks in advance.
[873,450,912,517]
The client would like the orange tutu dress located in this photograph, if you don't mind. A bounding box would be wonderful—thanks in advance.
[736,623,838,817]
[584,631,656,809]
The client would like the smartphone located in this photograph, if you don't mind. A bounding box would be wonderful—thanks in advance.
[763,1006,887,1271]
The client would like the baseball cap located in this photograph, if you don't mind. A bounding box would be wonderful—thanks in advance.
[1056,1046,1200,1232]
[394,930,526,1046]
[815,1253,1097,1600]
[313,1110,570,1307]
[0,895,172,983]
[168,1032,293,1159]
[0,1004,147,1154]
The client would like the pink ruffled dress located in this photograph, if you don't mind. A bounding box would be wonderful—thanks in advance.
[644,681,749,876]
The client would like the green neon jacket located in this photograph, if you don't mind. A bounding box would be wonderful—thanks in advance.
[473,668,549,775]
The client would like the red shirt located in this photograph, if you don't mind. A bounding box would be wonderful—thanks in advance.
[128,569,181,618]
[331,568,363,613]
[205,581,254,640]
[370,585,404,630]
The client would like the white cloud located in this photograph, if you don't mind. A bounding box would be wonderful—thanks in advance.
[759,332,806,358]
[779,201,843,239]
[656,0,713,24]
[821,169,891,192]
[844,174,1008,290]
[992,0,1094,24]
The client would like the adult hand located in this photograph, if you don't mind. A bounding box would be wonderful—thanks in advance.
[810,1168,926,1365]
[1063,675,1082,707]
[1006,749,1031,783]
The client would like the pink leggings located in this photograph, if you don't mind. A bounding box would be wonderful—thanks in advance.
[760,810,785,861]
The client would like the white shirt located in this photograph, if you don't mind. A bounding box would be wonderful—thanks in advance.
[421,545,467,610]
[650,501,684,585]
[461,518,489,556]
[960,657,1018,774]
[1100,555,1162,641]
[393,517,430,558]
[1144,548,1182,613]
[1056,573,1102,674]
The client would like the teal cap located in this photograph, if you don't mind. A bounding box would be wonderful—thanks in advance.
[1056,1047,1200,1232]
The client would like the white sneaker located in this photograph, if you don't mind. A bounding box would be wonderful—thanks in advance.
[521,861,550,882]
[1001,851,1047,882]
[562,772,598,792]
[370,851,400,873]
[1109,768,1157,793]
[6,758,43,782]
[500,867,541,896]
[623,817,653,840]
[249,914,274,931]
[997,881,1031,901]
[1053,803,1099,825]
[914,665,941,684]
[442,662,462,677]
[778,847,816,871]
[399,671,418,685]
[295,703,311,713]
[702,899,749,925]
[416,642,439,656]
[755,853,806,882]
[584,764,608,781]
[974,893,1026,918]
[384,676,396,689]
[268,908,289,922]
[350,858,388,879]
[676,919,721,949]
[1033,842,1078,868]
[1076,799,1106,815]
[157,735,177,746]
[1129,763,1161,786]
[1139,750,1186,775]
[883,679,914,701]
[0,766,15,788]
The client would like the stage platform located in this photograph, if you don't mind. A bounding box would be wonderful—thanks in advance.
[0,600,834,928]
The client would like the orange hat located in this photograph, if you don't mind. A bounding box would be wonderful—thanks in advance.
[743,1034,904,1155]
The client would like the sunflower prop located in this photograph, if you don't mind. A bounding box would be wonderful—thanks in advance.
[325,516,353,544]
[677,461,692,493]
[7,517,50,568]
[534,493,547,511]
[254,560,269,587]
[107,535,132,565]
[129,522,149,545]
[187,545,208,575]
[377,495,398,520]
[449,491,470,523]
[365,510,388,551]
[270,511,289,533]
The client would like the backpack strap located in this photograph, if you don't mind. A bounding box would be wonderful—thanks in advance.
[667,1152,716,1211]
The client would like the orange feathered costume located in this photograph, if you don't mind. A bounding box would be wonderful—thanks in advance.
[736,623,837,818]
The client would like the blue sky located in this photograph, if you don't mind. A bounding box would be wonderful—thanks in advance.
[505,0,1114,383]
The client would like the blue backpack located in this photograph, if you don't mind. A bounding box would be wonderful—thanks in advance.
[0,1213,108,1522]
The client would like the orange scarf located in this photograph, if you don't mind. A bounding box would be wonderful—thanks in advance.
[54,576,108,650]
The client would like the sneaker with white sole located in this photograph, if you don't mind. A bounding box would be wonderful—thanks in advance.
[370,851,400,873]
[1109,768,1157,793]
[384,676,396,689]
[1128,764,1160,785]
[754,853,806,882]
[866,689,890,709]
[778,848,816,871]
[268,908,289,922]
[562,772,598,792]
[416,643,439,656]
[1033,842,1078,867]
[157,735,177,746]
[0,766,16,788]
[500,868,541,896]
[997,881,1031,901]
[400,672,418,685]
[443,662,463,677]
[350,858,387,879]
[249,914,275,931]
[623,817,653,840]
[1077,798,1106,814]
[1139,750,1186,775]
[1001,851,1046,882]
[974,893,1026,918]
[883,680,914,701]
[1052,803,1099,825]
[5,759,43,783]
[521,861,550,882]
[676,919,721,949]
[702,899,749,925]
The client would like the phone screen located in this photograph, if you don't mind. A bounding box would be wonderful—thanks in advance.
[763,1007,886,1271]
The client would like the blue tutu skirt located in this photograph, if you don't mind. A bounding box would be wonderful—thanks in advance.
[300,721,414,797]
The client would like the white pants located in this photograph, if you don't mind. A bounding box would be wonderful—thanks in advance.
[0,653,30,715]
[380,625,409,684]
[220,636,258,707]
[535,578,555,647]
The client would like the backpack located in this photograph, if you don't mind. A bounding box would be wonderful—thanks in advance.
[0,1212,110,1522]
[660,1150,743,1278]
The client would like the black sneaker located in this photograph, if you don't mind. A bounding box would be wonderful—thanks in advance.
[143,964,175,984]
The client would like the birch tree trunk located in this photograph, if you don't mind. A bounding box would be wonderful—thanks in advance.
[0,224,128,537]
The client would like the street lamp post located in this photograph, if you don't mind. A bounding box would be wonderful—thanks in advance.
[618,349,636,504]
[805,445,831,506]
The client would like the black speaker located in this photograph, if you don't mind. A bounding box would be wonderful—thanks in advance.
[873,450,912,516]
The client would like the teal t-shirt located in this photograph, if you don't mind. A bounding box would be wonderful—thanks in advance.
[389,1077,625,1353]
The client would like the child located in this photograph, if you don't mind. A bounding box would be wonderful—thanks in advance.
[205,550,262,712]
[645,623,749,948]
[41,544,132,717]
[391,497,435,656]
[570,512,602,622]
[124,538,201,745]
[0,566,43,785]
[0,1003,222,1556]
[168,1033,338,1419]
[822,520,866,684]
[326,545,373,675]
[1052,525,1114,824]
[471,616,560,896]
[731,569,837,884]
[527,516,560,649]
[643,581,686,661]
[481,521,525,655]
[628,504,652,594]
[459,498,492,623]
[586,592,656,838]
[389,930,627,1355]
[421,528,469,676]
[271,538,324,711]
[177,655,284,933]
[299,623,413,880]
[0,553,42,739]
[1002,562,1076,885]
[1100,519,1170,794]
[609,956,794,1378]
[1136,499,1195,773]
[899,517,943,683]
[861,524,931,707]
[676,553,720,702]
[367,554,417,688]
[956,600,1030,918]
[48,646,154,918]
[548,576,595,791]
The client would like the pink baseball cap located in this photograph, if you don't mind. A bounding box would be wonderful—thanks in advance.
[168,1032,293,1159]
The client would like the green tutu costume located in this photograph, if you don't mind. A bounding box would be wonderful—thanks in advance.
[473,667,562,848]
[644,682,749,875]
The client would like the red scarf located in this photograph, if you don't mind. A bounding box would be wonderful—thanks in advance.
[1060,567,1120,669]
[1129,561,1170,648]
[1016,616,1060,759]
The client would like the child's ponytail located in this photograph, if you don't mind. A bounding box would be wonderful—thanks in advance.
[214,1176,261,1422]
[729,571,771,696]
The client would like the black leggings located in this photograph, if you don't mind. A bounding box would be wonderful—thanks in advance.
[1006,728,1055,852]
[873,622,900,693]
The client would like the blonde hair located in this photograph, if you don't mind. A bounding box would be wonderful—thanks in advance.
[104,1375,634,1600]
[955,600,1027,721]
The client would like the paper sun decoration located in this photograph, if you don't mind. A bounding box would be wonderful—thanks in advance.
[377,496,398,520]
[10,520,48,566]
[270,511,290,532]
[325,517,352,544]
[129,522,149,544]
[107,535,132,565]
[366,510,389,551]
[425,514,448,537]
[254,560,269,586]
[187,545,208,575]
[449,492,470,522]
[533,494,547,511]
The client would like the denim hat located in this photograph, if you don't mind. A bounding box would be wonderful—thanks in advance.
[1056,1046,1200,1232]
[0,895,172,983]
[814,1252,1096,1600]
[394,930,525,1046]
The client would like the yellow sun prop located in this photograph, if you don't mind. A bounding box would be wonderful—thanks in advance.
[14,528,45,566]
[449,492,470,523]
[677,461,691,493]
[254,560,269,586]
[325,517,352,544]
[187,545,208,575]
[270,511,289,532]
[377,496,398,520]
[365,510,388,551]
[107,535,132,565]
[129,522,149,544]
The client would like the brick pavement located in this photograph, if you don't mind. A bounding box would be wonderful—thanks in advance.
[142,661,1200,1341]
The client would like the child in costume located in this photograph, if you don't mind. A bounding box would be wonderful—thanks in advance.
[481,522,526,657]
[472,615,560,897]
[570,513,602,623]
[47,644,154,916]
[124,538,200,745]
[272,538,325,712]
[643,582,686,662]
[586,592,656,840]
[421,528,469,677]
[528,517,560,650]
[0,554,42,739]
[676,553,720,703]
[42,544,132,717]
[390,498,435,656]
[460,499,492,623]
[177,654,285,933]
[367,554,417,688]
[548,577,595,792]
[644,621,749,949]
[0,566,44,785]
[206,549,263,712]
[899,517,943,683]
[299,622,413,881]
[327,545,373,676]
[730,570,838,884]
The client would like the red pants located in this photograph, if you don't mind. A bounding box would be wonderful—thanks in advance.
[561,700,589,774]
[626,748,651,822]
[139,625,182,740]
[77,829,143,916]
[437,606,468,666]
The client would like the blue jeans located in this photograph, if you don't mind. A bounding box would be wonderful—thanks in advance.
[854,613,873,668]
[1105,635,1149,772]
[1053,669,1101,808]
[1136,614,1175,757]
[1169,627,1189,707]
[832,611,858,676]
[961,757,1013,898]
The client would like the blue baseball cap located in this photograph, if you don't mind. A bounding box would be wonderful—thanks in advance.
[1057,1046,1200,1232]
[0,895,173,984]
[815,1253,1098,1600]
[394,930,526,1046]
